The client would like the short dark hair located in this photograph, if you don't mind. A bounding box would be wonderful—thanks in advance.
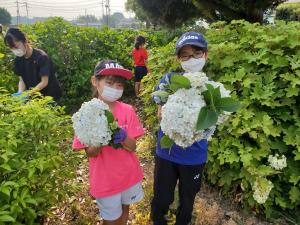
[177,45,208,56]
[135,35,146,50]
[4,28,27,48]
[95,74,127,85]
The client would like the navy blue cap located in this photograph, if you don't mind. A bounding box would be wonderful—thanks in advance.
[175,32,208,54]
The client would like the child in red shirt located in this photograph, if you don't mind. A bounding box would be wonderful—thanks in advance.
[132,35,149,96]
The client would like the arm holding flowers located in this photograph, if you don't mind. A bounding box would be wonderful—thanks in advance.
[113,128,136,151]
[85,146,102,157]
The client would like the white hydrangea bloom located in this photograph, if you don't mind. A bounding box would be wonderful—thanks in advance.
[183,72,231,98]
[183,72,209,89]
[252,178,274,204]
[183,72,232,125]
[268,154,287,170]
[204,80,231,97]
[160,88,207,148]
[72,98,112,147]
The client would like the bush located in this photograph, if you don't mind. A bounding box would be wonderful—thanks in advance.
[18,18,182,112]
[276,3,300,21]
[0,36,17,92]
[0,91,77,224]
[141,20,300,216]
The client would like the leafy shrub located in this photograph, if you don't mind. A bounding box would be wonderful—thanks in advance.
[141,20,300,216]
[0,91,77,224]
[16,18,181,112]
[205,20,300,216]
[0,37,17,92]
[276,3,300,21]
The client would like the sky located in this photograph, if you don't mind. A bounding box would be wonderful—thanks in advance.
[0,0,133,20]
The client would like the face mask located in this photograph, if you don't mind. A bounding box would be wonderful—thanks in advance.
[100,85,123,102]
[181,57,206,72]
[12,46,26,57]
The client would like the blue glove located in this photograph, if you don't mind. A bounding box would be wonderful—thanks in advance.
[11,91,23,97]
[113,128,127,144]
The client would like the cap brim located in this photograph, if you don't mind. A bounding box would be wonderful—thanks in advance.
[97,68,133,80]
[175,41,207,54]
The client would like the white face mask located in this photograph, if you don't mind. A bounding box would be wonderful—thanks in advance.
[181,57,206,72]
[100,85,123,102]
[12,47,26,57]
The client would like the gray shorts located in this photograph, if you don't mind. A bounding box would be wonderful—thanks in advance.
[96,182,144,221]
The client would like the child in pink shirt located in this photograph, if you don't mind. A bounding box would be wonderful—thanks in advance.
[72,59,144,225]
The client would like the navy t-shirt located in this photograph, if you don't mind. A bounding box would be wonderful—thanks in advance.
[14,48,62,101]
[154,72,208,165]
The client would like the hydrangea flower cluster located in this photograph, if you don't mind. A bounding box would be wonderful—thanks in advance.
[72,98,112,147]
[161,88,207,148]
[252,178,274,204]
[183,72,209,90]
[268,154,287,170]
[154,72,237,148]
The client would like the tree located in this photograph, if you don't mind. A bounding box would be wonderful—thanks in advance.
[100,12,126,28]
[125,0,153,27]
[0,7,12,25]
[76,15,99,24]
[127,0,287,27]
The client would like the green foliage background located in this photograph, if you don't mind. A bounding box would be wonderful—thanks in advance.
[276,3,300,21]
[0,92,79,224]
[20,18,182,112]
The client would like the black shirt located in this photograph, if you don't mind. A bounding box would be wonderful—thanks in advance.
[14,48,62,101]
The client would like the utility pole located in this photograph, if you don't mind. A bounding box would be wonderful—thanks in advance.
[24,2,29,25]
[105,0,110,27]
[101,0,104,21]
[85,9,88,26]
[16,0,20,25]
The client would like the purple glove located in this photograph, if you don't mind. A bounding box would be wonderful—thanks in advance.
[113,128,127,144]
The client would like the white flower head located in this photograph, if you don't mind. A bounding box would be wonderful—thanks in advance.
[183,72,209,89]
[161,88,207,148]
[268,154,287,170]
[72,98,112,147]
[252,178,274,204]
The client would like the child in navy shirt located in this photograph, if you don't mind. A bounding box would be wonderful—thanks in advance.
[151,32,211,225]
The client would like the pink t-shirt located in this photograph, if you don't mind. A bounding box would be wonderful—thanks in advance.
[72,101,145,198]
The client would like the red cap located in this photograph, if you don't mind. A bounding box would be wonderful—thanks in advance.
[94,60,133,80]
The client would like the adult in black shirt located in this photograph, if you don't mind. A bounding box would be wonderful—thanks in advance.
[4,28,61,101]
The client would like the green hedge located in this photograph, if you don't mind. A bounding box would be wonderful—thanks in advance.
[141,20,300,217]
[17,18,182,112]
[276,3,300,21]
[0,92,78,224]
[0,36,17,92]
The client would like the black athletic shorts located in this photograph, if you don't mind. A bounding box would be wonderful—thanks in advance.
[134,66,148,82]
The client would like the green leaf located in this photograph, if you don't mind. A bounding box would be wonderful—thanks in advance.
[24,198,38,206]
[196,107,218,130]
[169,75,191,92]
[289,186,300,204]
[215,97,241,112]
[105,110,114,124]
[0,186,10,197]
[151,90,170,102]
[160,135,174,149]
[0,215,15,222]
[151,90,169,98]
